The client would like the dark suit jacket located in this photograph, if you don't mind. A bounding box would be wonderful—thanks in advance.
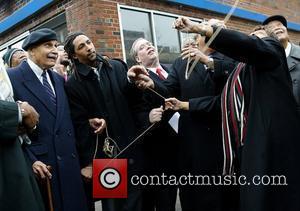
[8,61,87,211]
[138,65,180,176]
[0,100,45,211]
[287,43,300,114]
[210,28,300,211]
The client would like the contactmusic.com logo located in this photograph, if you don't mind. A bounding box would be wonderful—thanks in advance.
[93,159,127,198]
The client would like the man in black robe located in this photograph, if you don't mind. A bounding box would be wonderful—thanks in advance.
[172,17,300,211]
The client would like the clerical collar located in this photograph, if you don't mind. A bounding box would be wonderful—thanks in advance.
[285,42,291,58]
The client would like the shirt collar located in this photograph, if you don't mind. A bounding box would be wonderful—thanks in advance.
[285,42,292,57]
[27,58,45,78]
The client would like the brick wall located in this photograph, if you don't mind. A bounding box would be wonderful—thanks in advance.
[1,0,300,58]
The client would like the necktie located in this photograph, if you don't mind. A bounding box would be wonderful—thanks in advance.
[156,67,166,80]
[42,71,56,106]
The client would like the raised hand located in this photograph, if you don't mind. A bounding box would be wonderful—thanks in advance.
[128,65,154,89]
[173,17,199,33]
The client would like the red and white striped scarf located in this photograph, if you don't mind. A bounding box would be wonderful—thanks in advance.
[221,62,248,175]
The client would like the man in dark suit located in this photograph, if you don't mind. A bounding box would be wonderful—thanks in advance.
[0,62,44,211]
[64,32,145,211]
[8,28,87,211]
[173,17,300,211]
[130,38,179,211]
[263,15,300,114]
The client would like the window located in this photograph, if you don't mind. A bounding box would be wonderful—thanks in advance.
[119,6,202,67]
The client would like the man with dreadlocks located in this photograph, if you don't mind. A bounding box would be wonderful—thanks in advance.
[64,32,145,211]
[172,17,300,211]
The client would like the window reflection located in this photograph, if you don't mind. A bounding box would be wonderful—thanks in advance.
[120,8,153,67]
[154,14,180,65]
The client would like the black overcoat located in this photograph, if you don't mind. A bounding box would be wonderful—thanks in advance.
[210,28,300,211]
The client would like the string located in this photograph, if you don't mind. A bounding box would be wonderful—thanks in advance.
[185,0,240,79]
[103,123,157,169]
[98,0,241,163]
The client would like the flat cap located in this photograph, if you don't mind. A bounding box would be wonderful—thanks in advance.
[263,15,287,27]
[22,28,57,51]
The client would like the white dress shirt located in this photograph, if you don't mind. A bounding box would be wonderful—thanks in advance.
[148,65,168,79]
[27,58,56,95]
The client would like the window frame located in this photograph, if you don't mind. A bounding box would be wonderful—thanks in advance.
[117,4,203,63]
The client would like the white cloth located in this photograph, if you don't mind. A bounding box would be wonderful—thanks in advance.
[285,42,291,57]
[0,64,14,102]
[27,58,56,95]
[0,63,28,144]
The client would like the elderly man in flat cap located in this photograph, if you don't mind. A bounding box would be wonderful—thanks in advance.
[8,28,88,211]
[263,15,300,115]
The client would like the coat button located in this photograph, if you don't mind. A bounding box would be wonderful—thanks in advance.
[67,131,72,136]
[293,79,298,84]
[71,153,76,158]
[57,155,62,161]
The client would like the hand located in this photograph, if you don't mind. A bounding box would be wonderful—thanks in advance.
[181,46,210,64]
[165,98,189,111]
[127,65,149,81]
[81,165,92,181]
[149,106,164,123]
[32,161,52,179]
[174,17,213,37]
[173,17,199,33]
[19,101,39,130]
[135,74,155,89]
[128,65,154,89]
[89,118,106,134]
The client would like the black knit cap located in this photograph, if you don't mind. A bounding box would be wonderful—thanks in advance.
[2,48,24,67]
[263,15,287,27]
[22,28,58,51]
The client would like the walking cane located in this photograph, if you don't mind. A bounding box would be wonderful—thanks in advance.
[46,165,54,211]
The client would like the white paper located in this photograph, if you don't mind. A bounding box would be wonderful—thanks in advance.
[168,112,180,133]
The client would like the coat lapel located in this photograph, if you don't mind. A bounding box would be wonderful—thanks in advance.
[20,62,56,116]
[288,43,300,72]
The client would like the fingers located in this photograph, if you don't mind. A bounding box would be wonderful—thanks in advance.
[81,165,93,181]
[135,75,154,89]
[32,161,52,179]
[128,65,149,81]
[165,98,180,110]
[20,101,39,129]
[181,47,197,60]
[149,106,164,123]
[89,118,107,134]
